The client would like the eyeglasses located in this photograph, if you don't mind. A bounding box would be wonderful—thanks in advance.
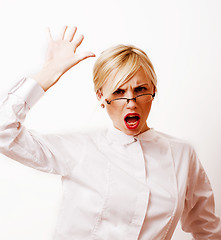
[105,93,155,106]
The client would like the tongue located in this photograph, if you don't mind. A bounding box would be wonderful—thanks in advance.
[126,117,138,123]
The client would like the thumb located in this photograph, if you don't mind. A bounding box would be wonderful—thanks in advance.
[74,52,96,65]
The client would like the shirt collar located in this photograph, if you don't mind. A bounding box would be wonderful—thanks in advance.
[106,126,157,146]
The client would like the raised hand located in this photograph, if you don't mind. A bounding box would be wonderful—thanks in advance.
[32,26,96,91]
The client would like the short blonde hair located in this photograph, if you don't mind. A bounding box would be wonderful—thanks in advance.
[93,44,157,99]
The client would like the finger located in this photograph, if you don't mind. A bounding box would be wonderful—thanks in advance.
[59,25,68,40]
[74,51,96,65]
[72,34,84,52]
[65,26,77,42]
[46,27,53,41]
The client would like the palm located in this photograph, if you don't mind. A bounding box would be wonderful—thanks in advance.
[32,26,95,91]
[44,26,95,76]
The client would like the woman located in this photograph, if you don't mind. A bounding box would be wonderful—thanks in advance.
[0,26,221,240]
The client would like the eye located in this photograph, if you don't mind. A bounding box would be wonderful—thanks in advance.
[135,86,147,93]
[113,89,125,95]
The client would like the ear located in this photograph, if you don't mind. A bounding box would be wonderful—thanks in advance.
[96,89,103,101]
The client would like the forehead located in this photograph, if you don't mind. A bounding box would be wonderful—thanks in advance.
[119,68,152,89]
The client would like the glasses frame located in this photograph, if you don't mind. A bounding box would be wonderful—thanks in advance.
[105,93,155,105]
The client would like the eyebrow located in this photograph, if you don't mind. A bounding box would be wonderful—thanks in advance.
[117,83,150,90]
[135,83,150,88]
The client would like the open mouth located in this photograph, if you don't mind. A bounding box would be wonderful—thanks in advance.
[124,113,140,130]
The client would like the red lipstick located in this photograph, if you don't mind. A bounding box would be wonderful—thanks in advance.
[124,113,140,130]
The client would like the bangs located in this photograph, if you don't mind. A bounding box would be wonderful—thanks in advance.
[102,53,142,98]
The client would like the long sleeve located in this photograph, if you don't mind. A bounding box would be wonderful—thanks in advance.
[181,147,221,239]
[0,77,82,176]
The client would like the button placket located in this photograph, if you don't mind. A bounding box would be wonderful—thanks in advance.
[130,138,147,185]
[125,139,150,239]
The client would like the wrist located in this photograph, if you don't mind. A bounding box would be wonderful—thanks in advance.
[31,64,62,91]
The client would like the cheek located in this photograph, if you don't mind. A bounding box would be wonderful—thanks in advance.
[142,102,152,117]
[106,106,115,121]
[106,106,123,122]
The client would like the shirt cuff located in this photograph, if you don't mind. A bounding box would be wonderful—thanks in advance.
[9,77,45,109]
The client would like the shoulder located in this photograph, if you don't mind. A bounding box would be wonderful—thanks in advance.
[60,128,108,147]
[40,128,108,146]
[153,130,199,175]
[153,129,195,156]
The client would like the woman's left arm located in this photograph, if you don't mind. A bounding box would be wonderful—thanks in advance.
[181,148,221,239]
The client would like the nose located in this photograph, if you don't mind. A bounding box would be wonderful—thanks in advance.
[126,97,137,109]
[126,97,136,104]
[125,90,136,108]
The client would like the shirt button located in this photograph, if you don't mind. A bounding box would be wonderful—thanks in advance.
[17,122,21,129]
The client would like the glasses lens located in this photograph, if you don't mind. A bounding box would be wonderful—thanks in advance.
[110,98,127,107]
[136,94,153,103]
[109,94,153,106]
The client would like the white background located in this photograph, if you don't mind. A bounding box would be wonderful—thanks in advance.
[0,0,221,239]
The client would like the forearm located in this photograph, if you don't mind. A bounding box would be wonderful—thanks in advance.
[0,78,70,175]
[181,149,221,238]
[0,78,44,155]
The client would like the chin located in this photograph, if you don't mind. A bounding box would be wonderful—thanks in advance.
[114,122,147,136]
[123,127,142,136]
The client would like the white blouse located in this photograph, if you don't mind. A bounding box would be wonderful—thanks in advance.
[0,77,221,240]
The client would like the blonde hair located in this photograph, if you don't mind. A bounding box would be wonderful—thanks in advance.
[93,44,157,99]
